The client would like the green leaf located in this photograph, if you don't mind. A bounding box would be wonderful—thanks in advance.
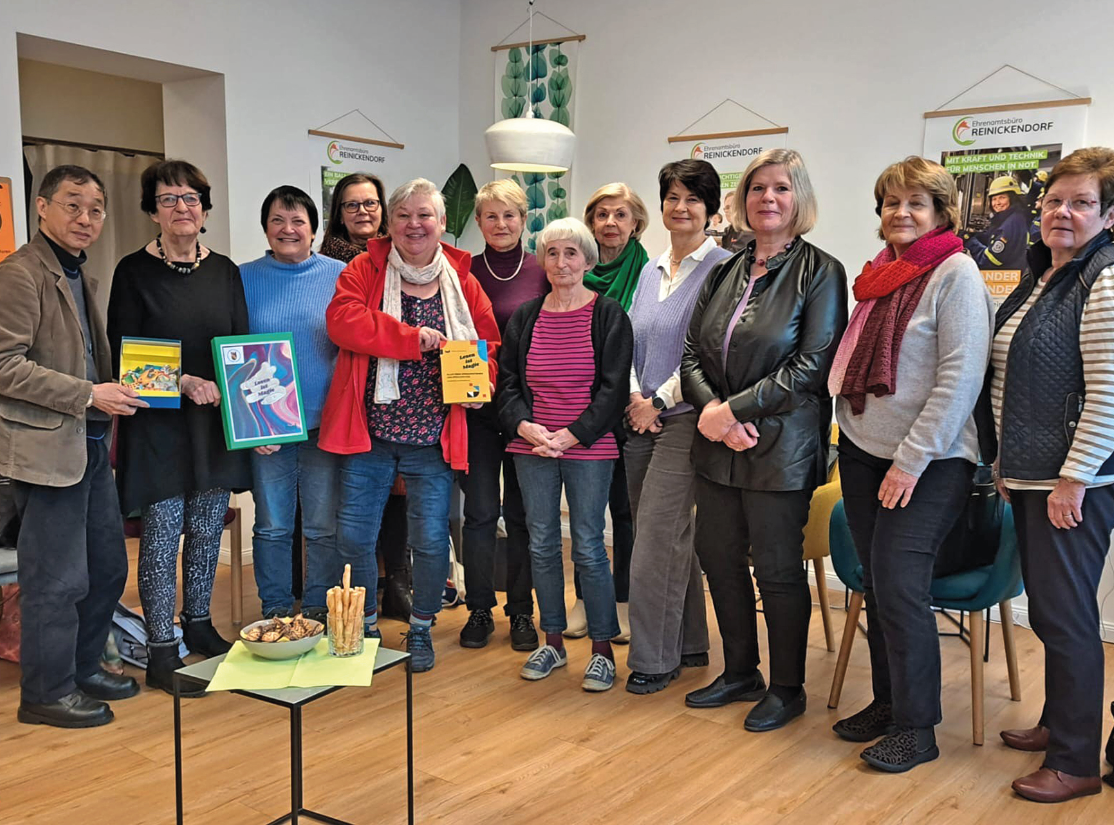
[550,88,567,108]
[507,47,523,64]
[531,85,547,104]
[552,187,567,200]
[442,163,478,242]
[501,98,525,119]
[528,214,545,232]
[554,53,569,67]
[524,172,546,185]
[525,235,537,254]
[526,182,546,211]
[550,107,570,127]
[546,203,568,222]
[530,52,548,80]
[548,180,561,197]
[549,71,569,92]
[547,171,565,181]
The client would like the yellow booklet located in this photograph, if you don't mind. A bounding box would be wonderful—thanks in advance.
[440,340,491,404]
[119,337,181,408]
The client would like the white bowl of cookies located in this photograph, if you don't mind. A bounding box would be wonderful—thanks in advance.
[239,615,324,660]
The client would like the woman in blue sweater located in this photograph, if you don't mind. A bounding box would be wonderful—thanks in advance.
[624,160,730,694]
[239,186,345,621]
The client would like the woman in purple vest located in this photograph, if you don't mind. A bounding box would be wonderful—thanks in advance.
[624,160,731,695]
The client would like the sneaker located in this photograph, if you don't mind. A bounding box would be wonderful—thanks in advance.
[263,607,295,620]
[459,608,495,649]
[301,607,327,625]
[582,653,616,692]
[833,700,897,742]
[520,644,568,681]
[403,626,435,672]
[364,625,382,640]
[563,599,588,638]
[860,727,939,773]
[509,614,539,651]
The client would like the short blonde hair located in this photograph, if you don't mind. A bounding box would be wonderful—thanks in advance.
[474,179,529,219]
[873,156,959,239]
[732,148,818,236]
[535,217,599,271]
[387,178,445,222]
[583,183,649,241]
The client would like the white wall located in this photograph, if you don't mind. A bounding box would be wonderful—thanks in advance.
[0,0,462,263]
[459,0,1114,637]
[18,58,164,152]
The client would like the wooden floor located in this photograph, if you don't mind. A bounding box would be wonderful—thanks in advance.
[1,542,1111,825]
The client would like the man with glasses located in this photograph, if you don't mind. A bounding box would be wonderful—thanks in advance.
[0,165,147,728]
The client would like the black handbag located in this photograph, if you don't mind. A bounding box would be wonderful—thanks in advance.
[933,465,1004,578]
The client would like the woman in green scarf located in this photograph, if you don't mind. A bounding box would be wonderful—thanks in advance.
[583,183,650,310]
[560,183,650,644]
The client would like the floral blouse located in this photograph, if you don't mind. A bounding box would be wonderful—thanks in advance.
[364,292,448,446]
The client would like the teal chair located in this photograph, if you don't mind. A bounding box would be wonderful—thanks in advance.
[826,499,1024,744]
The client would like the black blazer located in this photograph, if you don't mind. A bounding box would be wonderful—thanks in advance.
[497,294,632,448]
[681,240,848,491]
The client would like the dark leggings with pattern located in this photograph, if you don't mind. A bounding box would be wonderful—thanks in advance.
[138,488,230,643]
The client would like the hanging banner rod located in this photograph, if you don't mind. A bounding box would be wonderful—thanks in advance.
[307,129,404,150]
[924,97,1091,119]
[667,126,788,144]
[492,34,585,52]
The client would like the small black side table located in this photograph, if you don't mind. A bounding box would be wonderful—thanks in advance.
[173,646,413,825]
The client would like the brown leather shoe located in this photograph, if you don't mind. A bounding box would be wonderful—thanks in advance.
[1011,768,1102,803]
[1000,725,1050,751]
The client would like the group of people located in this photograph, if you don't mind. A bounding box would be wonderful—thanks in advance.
[1,144,1112,804]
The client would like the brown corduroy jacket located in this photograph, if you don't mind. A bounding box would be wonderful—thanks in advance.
[0,231,112,486]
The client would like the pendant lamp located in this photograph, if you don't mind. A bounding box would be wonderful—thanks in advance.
[485,0,576,174]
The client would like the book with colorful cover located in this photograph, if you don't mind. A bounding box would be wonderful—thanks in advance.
[119,337,181,408]
[211,333,308,450]
[440,340,491,404]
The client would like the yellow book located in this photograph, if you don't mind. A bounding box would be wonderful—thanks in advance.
[440,340,491,404]
[119,337,182,408]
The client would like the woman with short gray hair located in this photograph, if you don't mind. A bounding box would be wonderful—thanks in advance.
[498,218,632,692]
[319,178,500,673]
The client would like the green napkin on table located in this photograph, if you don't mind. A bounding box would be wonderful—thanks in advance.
[207,638,381,692]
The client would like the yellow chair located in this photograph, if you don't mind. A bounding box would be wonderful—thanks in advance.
[801,424,840,652]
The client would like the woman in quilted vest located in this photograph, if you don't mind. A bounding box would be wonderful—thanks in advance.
[977,147,1114,803]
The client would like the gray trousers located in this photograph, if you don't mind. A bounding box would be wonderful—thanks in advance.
[624,411,709,674]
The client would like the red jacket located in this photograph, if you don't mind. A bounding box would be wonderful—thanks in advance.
[319,238,500,472]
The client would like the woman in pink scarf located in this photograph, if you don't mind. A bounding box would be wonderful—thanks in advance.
[829,156,994,773]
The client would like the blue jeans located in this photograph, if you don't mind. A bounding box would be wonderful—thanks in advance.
[514,454,619,641]
[250,431,341,613]
[336,439,453,618]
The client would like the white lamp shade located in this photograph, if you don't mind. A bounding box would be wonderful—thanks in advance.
[485,115,575,174]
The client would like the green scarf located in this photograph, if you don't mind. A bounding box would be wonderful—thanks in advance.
[583,238,649,311]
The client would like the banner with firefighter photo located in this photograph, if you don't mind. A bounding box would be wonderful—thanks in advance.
[923,102,1088,306]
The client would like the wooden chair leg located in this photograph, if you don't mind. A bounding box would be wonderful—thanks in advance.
[828,590,863,709]
[812,557,836,652]
[999,599,1021,702]
[229,506,243,627]
[969,609,985,745]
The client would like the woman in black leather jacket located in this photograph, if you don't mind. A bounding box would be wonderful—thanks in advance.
[680,148,847,732]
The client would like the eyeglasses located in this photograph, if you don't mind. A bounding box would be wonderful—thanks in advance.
[1042,197,1101,214]
[341,199,380,214]
[50,199,107,223]
[156,192,202,209]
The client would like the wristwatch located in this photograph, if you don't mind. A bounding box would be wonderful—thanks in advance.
[651,395,667,411]
[86,389,95,408]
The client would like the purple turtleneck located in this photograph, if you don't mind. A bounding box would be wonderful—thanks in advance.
[469,242,548,333]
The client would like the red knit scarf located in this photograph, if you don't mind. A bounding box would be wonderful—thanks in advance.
[839,228,963,414]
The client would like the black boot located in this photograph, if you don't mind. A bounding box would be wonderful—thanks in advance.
[179,612,232,658]
[381,561,413,622]
[1105,701,1113,768]
[146,641,205,697]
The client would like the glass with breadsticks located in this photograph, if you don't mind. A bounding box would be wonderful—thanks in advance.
[326,563,366,657]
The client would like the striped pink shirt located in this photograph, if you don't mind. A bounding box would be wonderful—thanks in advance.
[507,297,619,460]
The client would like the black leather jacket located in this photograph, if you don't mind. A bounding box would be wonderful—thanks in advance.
[681,239,848,491]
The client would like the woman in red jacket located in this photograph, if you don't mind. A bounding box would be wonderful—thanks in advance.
[320,178,500,672]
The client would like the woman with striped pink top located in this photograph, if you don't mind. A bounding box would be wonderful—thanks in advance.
[498,218,633,693]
